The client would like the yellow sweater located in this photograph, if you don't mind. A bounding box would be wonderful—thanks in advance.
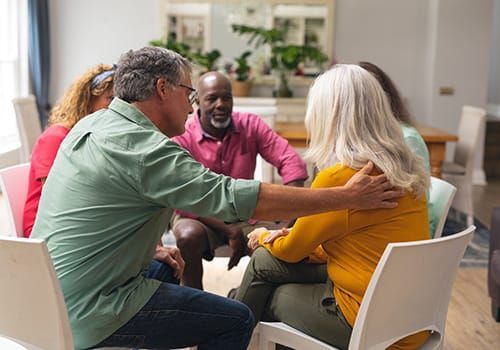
[260,164,430,349]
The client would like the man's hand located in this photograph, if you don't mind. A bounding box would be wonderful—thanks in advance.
[154,246,185,279]
[344,162,404,210]
[226,225,246,270]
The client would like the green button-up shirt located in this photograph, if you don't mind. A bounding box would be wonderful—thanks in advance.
[31,98,260,350]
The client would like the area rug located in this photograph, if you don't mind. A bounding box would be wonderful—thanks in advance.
[442,208,490,267]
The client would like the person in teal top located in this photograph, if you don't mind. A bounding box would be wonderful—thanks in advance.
[359,61,438,236]
[31,47,403,350]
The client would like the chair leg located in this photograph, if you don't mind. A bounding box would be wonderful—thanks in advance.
[466,214,474,227]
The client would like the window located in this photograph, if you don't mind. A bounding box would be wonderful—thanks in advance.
[0,0,28,153]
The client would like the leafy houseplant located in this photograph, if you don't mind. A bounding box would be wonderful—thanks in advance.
[191,49,222,73]
[150,35,192,61]
[232,51,252,97]
[150,35,221,73]
[234,51,252,81]
[231,23,328,97]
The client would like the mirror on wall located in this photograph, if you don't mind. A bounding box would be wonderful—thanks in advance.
[160,0,335,74]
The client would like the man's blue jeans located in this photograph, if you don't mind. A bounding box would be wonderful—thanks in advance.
[94,260,254,349]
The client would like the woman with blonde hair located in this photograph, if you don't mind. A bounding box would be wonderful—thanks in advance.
[236,64,430,349]
[23,64,115,237]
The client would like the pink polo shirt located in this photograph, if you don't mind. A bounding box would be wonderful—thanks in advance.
[173,111,308,184]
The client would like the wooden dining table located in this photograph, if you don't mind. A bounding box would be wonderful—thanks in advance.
[275,122,458,178]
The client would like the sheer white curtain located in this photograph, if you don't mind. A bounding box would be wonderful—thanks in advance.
[0,0,28,154]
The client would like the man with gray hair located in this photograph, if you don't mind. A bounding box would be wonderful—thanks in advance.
[31,46,402,349]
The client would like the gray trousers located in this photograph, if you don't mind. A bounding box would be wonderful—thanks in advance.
[236,248,352,350]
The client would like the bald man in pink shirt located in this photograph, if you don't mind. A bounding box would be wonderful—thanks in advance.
[172,72,308,289]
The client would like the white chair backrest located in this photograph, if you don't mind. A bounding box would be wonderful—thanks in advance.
[12,95,42,162]
[349,226,474,350]
[0,163,30,237]
[454,106,486,171]
[0,236,74,350]
[429,176,457,238]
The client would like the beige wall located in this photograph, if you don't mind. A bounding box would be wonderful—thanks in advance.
[49,0,162,103]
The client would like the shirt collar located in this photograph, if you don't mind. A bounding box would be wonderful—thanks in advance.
[108,97,161,132]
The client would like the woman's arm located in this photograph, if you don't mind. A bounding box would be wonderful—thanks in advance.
[257,167,350,262]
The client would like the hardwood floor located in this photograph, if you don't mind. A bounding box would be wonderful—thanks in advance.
[445,268,500,349]
[1,181,500,349]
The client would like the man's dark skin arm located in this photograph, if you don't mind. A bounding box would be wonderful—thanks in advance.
[197,216,245,270]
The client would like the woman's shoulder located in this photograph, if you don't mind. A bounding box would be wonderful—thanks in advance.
[401,124,424,142]
[36,124,70,147]
[313,164,357,187]
[41,124,70,137]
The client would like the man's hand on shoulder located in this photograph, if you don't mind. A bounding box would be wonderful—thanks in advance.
[344,161,404,210]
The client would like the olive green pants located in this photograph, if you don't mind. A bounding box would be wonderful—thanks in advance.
[236,248,352,350]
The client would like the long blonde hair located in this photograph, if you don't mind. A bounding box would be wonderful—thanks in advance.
[48,64,114,127]
[305,64,429,197]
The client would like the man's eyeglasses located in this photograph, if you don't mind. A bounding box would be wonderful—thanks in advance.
[178,83,198,105]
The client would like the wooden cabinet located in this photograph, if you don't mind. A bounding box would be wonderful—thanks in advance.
[485,119,500,179]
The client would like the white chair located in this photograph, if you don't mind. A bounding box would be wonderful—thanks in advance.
[442,105,486,227]
[258,226,475,350]
[0,236,73,349]
[429,176,457,238]
[12,95,42,162]
[0,163,30,237]
[0,236,128,350]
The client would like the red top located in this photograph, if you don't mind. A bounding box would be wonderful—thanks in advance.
[23,125,70,237]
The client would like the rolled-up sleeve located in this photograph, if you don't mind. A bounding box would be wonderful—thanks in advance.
[140,139,260,222]
[253,116,308,184]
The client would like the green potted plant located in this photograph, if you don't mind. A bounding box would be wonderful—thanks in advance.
[232,23,328,97]
[149,34,192,60]
[191,49,222,73]
[232,51,252,97]
[150,35,221,73]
